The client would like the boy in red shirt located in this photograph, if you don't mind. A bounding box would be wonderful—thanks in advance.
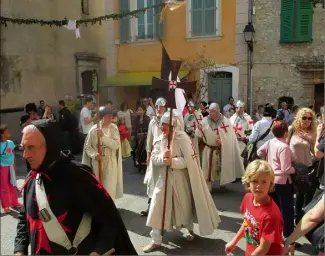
[225,160,284,255]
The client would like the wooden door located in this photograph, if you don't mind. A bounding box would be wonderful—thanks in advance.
[208,72,232,108]
[81,70,93,95]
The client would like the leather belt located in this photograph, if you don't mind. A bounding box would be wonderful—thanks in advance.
[202,141,220,182]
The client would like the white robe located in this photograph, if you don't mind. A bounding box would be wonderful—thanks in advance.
[194,115,244,185]
[147,131,221,236]
[229,113,254,154]
[184,111,203,143]
[82,123,123,200]
[144,116,162,197]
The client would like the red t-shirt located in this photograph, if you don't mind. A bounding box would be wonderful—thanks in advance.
[240,193,284,256]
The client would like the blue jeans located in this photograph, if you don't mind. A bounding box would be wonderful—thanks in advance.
[270,182,294,237]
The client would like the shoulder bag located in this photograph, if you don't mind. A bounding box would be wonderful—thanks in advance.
[241,121,274,162]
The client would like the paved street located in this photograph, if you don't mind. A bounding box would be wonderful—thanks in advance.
[1,153,315,255]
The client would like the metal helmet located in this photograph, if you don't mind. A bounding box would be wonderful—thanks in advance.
[236,100,246,108]
[208,103,220,111]
[155,97,167,108]
[188,101,195,107]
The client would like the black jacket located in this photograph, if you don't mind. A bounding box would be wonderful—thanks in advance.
[58,107,78,132]
[14,120,137,255]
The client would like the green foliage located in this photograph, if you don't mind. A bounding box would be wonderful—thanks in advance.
[0,1,165,27]
[66,99,82,114]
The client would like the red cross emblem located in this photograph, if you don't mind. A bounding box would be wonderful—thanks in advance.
[234,123,242,133]
[169,80,177,89]
[214,128,219,136]
[197,115,203,121]
[220,122,229,133]
[249,120,254,125]
[191,121,196,130]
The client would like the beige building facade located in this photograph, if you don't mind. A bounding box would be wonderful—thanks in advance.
[252,1,324,112]
[0,0,115,110]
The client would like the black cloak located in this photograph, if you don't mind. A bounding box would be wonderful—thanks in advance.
[14,119,137,255]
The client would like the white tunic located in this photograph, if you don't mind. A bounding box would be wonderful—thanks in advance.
[144,116,162,197]
[194,115,244,185]
[82,123,123,200]
[229,113,254,154]
[147,131,220,235]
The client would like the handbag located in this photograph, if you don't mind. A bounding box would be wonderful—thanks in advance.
[303,193,324,252]
[241,121,274,162]
[288,129,317,193]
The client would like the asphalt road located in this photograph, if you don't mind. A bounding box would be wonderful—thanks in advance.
[0,153,315,255]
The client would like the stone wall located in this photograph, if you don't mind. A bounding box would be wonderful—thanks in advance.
[252,1,324,111]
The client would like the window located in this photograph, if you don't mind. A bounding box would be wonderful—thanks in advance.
[190,0,220,37]
[119,0,164,43]
[81,0,89,15]
[280,0,313,43]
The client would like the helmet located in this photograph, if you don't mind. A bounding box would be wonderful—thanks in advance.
[155,97,167,108]
[236,100,246,108]
[209,103,220,111]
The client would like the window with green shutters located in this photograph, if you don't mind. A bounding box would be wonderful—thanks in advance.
[191,0,219,37]
[119,0,130,43]
[280,0,313,43]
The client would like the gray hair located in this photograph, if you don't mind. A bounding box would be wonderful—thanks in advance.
[22,125,46,145]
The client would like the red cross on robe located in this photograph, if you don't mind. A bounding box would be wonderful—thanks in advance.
[249,120,254,125]
[214,128,219,136]
[234,123,243,133]
[220,122,229,133]
[191,121,196,130]
[197,115,203,121]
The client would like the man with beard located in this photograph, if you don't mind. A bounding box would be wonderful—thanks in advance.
[82,107,123,201]
[194,103,244,192]
[143,110,220,253]
[229,100,254,162]
[14,119,136,255]
[140,98,167,216]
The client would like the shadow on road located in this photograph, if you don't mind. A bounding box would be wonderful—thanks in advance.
[119,208,151,237]
[219,215,243,234]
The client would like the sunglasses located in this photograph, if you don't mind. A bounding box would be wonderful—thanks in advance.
[302,116,312,121]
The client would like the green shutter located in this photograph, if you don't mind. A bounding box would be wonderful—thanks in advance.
[280,0,295,43]
[191,0,203,36]
[119,0,130,43]
[137,0,145,39]
[204,0,217,35]
[147,0,154,39]
[296,0,313,42]
[154,0,165,39]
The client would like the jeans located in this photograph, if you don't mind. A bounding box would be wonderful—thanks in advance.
[270,182,294,237]
[295,187,316,224]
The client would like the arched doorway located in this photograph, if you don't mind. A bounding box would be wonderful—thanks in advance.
[278,96,294,109]
[81,70,93,95]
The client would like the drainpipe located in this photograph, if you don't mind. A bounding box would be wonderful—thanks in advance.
[247,0,253,115]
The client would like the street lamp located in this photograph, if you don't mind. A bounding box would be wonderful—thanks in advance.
[243,22,255,52]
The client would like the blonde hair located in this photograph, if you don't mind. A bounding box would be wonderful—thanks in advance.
[292,107,317,134]
[242,160,275,192]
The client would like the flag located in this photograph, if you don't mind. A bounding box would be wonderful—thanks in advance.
[175,88,187,115]
[158,37,171,80]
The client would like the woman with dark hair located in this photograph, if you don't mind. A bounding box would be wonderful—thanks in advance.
[20,103,39,128]
[257,120,296,240]
[117,101,133,137]
[132,104,150,173]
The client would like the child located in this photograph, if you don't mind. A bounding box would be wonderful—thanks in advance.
[0,125,22,213]
[225,160,284,256]
[118,118,132,158]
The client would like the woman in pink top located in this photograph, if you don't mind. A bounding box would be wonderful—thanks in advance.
[257,121,296,239]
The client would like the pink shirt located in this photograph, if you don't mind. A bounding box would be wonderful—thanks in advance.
[257,138,296,184]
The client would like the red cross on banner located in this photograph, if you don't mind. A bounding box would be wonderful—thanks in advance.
[234,123,243,133]
[220,122,229,133]
[214,128,219,136]
[169,80,177,89]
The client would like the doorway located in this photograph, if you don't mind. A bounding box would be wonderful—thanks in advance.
[314,83,324,113]
[81,70,93,95]
[278,96,294,110]
[208,72,232,108]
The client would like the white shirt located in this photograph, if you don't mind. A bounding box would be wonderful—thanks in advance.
[249,117,274,149]
[80,107,93,134]
[146,105,155,119]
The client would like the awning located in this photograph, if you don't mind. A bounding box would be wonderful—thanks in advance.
[101,70,188,87]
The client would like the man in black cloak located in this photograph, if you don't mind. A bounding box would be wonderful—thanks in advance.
[14,119,137,255]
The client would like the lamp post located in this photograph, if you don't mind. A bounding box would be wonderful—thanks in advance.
[243,22,255,115]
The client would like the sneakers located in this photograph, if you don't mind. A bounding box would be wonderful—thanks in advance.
[143,243,161,253]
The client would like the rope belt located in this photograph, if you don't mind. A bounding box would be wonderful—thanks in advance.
[35,173,92,255]
[201,142,221,182]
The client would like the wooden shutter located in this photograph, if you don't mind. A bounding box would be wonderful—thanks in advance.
[119,0,130,43]
[191,0,203,36]
[296,0,313,42]
[154,0,165,39]
[204,0,217,35]
[280,0,295,43]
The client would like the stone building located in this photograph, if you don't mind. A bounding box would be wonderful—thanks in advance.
[252,0,324,112]
[0,0,115,141]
